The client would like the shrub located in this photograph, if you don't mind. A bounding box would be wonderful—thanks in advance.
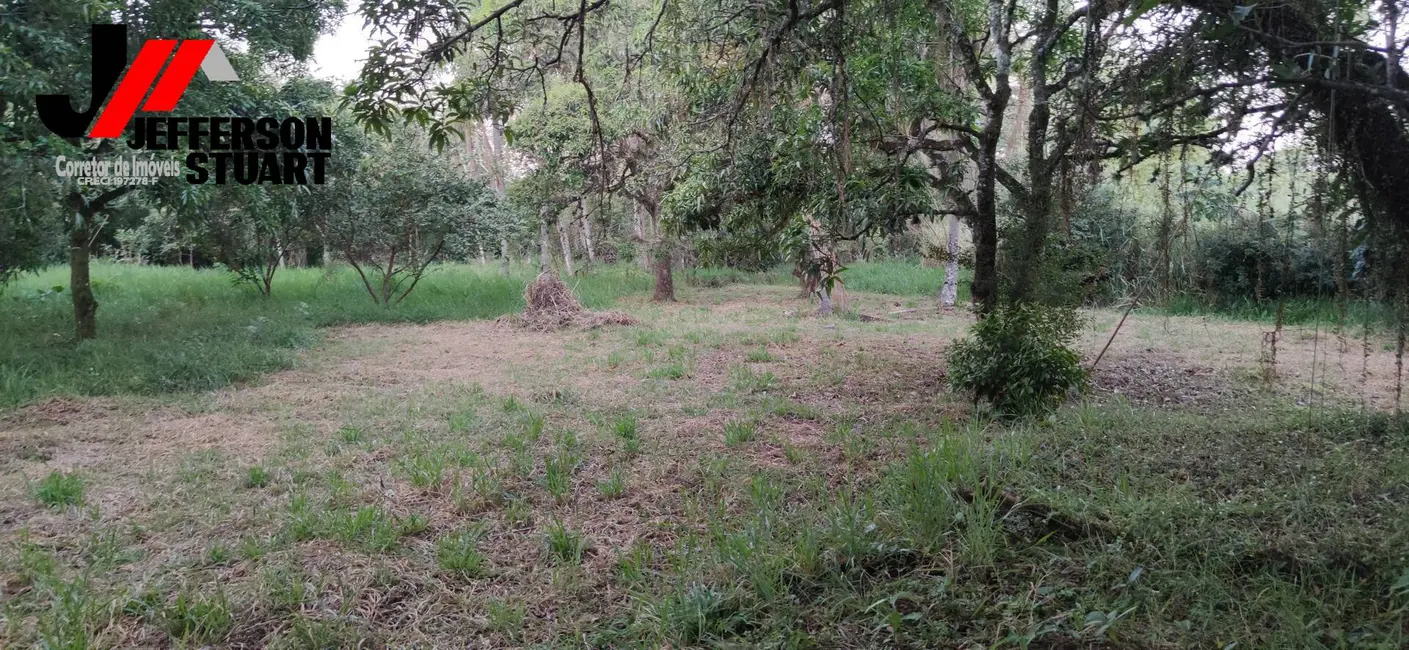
[947,303,1086,417]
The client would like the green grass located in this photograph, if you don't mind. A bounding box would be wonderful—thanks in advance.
[0,262,652,409]
[435,530,489,579]
[544,521,587,565]
[604,407,1409,648]
[723,420,757,447]
[597,469,627,499]
[32,471,84,508]
[683,259,972,300]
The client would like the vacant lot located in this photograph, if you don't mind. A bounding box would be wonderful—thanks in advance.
[2,279,1407,648]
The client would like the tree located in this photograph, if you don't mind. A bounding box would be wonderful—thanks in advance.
[321,131,492,306]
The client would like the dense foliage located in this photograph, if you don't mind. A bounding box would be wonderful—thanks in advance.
[947,303,1087,417]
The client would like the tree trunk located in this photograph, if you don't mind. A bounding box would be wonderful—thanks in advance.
[500,237,511,277]
[478,242,487,265]
[538,217,552,273]
[941,214,959,308]
[652,248,675,302]
[557,207,575,276]
[70,226,97,340]
[579,199,596,265]
[634,204,650,270]
[1008,0,1062,305]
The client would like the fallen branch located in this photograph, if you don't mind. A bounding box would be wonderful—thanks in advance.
[1090,293,1140,372]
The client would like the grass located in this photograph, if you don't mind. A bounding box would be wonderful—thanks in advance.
[2,265,1406,648]
[544,521,587,565]
[0,261,652,409]
[683,259,973,301]
[32,471,84,507]
[723,420,757,447]
[435,530,489,579]
[597,469,627,499]
[611,413,642,455]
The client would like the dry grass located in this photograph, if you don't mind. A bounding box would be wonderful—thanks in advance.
[498,272,638,332]
[1,284,1404,648]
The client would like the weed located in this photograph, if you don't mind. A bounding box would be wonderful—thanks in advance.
[277,616,360,649]
[616,540,655,583]
[245,465,271,488]
[769,329,802,344]
[398,449,447,488]
[745,347,774,362]
[37,575,113,650]
[522,411,546,441]
[544,451,577,504]
[544,521,587,564]
[613,413,642,454]
[32,470,83,508]
[449,409,476,433]
[641,584,742,646]
[730,365,777,393]
[486,599,527,637]
[261,565,314,615]
[337,425,364,444]
[239,535,267,560]
[597,469,627,499]
[724,420,757,447]
[205,543,232,566]
[436,530,489,579]
[647,361,688,380]
[161,589,233,644]
[505,497,533,528]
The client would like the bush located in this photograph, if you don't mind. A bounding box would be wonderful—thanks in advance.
[1192,229,1349,302]
[947,304,1086,417]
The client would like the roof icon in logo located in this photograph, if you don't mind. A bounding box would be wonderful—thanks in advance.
[86,39,241,138]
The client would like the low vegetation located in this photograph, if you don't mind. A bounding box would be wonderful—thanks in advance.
[2,276,1405,648]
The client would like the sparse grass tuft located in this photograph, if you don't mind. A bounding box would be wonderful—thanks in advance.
[244,465,271,488]
[32,470,84,507]
[486,599,527,637]
[612,413,642,454]
[597,469,627,499]
[647,361,687,380]
[337,425,364,444]
[723,420,757,447]
[544,521,587,564]
[522,411,546,441]
[729,365,777,393]
[744,346,774,362]
[397,449,448,488]
[160,589,233,644]
[543,450,578,504]
[435,530,489,579]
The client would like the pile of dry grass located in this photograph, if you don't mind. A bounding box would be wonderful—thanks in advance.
[498,272,638,331]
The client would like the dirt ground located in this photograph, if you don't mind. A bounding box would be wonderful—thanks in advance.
[1,285,1403,647]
